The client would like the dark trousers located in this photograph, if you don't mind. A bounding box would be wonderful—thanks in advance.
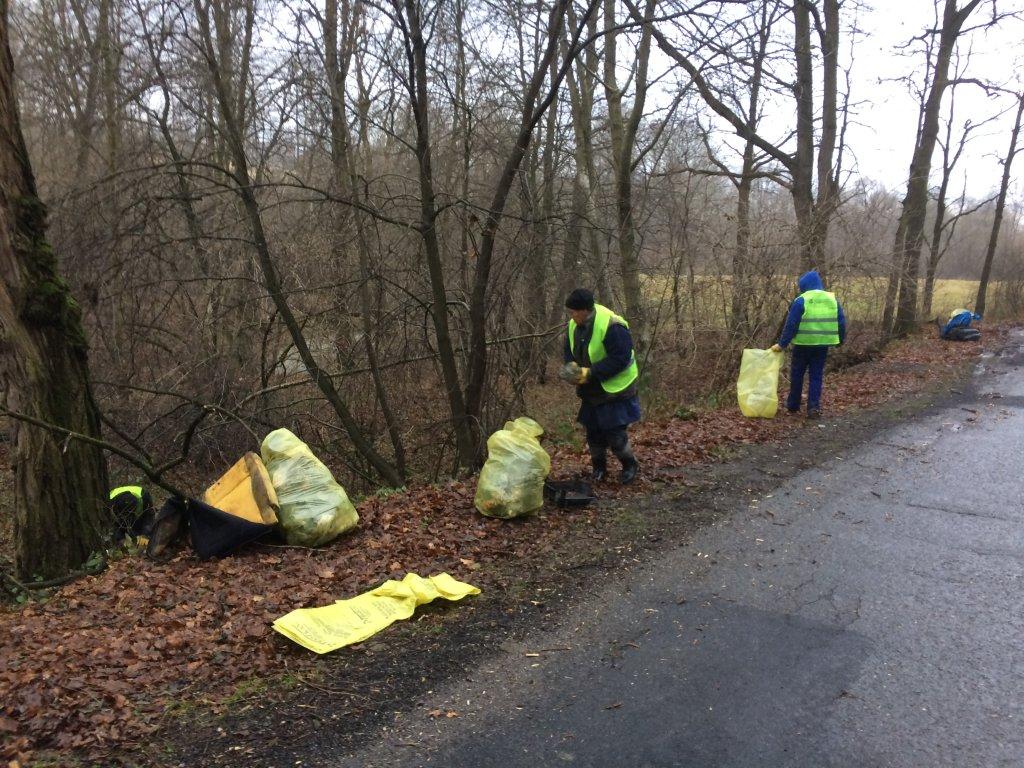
[786,345,828,412]
[585,425,630,466]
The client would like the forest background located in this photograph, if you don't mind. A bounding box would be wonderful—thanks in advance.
[4,0,1024,577]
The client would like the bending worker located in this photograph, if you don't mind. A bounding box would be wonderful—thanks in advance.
[560,288,641,484]
[770,270,846,419]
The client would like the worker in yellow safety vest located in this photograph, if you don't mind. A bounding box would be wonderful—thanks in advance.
[559,288,641,484]
[770,270,846,419]
[109,485,155,540]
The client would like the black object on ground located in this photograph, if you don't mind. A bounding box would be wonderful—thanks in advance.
[147,497,187,558]
[544,479,596,508]
[946,327,981,342]
[186,497,274,559]
[146,496,274,559]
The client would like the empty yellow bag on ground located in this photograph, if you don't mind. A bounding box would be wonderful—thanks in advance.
[474,417,551,519]
[737,348,782,418]
[272,573,481,654]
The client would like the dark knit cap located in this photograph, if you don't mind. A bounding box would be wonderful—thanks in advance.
[565,288,595,310]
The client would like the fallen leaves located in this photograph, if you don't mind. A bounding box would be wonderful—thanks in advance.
[0,328,999,763]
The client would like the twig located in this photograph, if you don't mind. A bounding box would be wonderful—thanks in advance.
[3,557,108,591]
[1,569,28,592]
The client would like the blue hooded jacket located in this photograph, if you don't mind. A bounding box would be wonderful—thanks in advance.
[778,270,846,348]
[941,309,981,338]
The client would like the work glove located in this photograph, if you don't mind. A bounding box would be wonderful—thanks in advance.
[558,362,590,385]
[559,361,581,383]
[770,343,782,353]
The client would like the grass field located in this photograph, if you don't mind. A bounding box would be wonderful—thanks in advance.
[640,275,997,328]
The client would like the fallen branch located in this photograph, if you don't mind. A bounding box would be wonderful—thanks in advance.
[1,408,189,498]
[2,556,107,591]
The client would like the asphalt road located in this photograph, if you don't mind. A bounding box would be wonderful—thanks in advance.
[336,338,1024,768]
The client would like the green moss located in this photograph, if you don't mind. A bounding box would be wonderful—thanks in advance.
[12,195,89,352]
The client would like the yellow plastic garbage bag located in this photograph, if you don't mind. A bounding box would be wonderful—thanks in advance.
[474,417,551,519]
[737,348,782,418]
[260,428,359,547]
[272,573,481,654]
[202,452,279,525]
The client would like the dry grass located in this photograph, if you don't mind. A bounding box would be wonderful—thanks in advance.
[639,274,997,329]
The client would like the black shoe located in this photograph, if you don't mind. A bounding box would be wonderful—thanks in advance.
[786,407,799,414]
[592,467,608,482]
[806,408,821,420]
[619,459,640,485]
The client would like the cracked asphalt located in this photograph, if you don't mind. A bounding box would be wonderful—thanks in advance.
[334,337,1024,768]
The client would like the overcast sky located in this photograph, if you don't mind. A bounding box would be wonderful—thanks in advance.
[841,0,1023,200]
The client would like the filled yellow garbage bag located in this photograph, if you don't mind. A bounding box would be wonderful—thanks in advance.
[260,428,359,547]
[737,348,782,418]
[474,417,551,519]
[272,572,481,654]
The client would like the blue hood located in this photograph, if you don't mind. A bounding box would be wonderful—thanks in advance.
[798,270,824,292]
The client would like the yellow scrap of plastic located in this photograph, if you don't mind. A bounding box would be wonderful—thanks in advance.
[272,573,481,654]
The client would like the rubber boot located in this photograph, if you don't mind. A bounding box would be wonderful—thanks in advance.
[613,441,640,485]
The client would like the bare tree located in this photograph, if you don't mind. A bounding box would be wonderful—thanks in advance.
[976,89,1024,316]
[324,0,407,479]
[921,69,993,318]
[192,0,404,485]
[631,0,844,270]
[603,0,656,343]
[694,0,783,335]
[392,0,598,467]
[891,0,988,336]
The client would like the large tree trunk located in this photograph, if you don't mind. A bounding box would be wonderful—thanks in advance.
[894,0,983,335]
[0,0,111,579]
[603,0,654,345]
[976,93,1024,316]
[810,0,841,271]
[791,0,816,271]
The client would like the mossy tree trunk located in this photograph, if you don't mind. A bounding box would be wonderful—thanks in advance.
[0,0,111,579]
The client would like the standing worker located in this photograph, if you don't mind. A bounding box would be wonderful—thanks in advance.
[770,270,846,419]
[560,288,641,484]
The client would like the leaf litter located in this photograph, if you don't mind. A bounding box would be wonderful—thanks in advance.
[0,329,1000,764]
